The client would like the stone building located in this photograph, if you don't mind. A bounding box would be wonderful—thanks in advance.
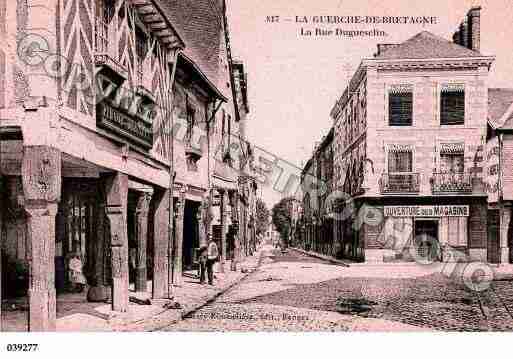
[298,128,334,255]
[0,0,254,331]
[302,7,495,263]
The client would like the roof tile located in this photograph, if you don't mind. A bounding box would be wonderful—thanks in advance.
[375,31,482,60]
[488,88,513,129]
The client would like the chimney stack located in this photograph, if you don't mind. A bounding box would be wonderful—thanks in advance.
[375,43,399,57]
[452,6,481,52]
[467,6,481,52]
[459,19,468,48]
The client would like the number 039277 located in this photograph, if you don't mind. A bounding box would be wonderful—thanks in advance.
[6,344,39,352]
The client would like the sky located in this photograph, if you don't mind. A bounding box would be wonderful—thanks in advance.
[225,0,513,206]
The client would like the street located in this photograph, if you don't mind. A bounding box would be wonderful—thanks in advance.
[164,245,513,332]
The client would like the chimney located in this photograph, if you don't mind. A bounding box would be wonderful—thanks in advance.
[467,6,481,52]
[459,19,468,48]
[375,43,398,56]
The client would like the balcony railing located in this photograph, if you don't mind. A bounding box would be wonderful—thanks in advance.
[379,173,420,194]
[430,172,472,193]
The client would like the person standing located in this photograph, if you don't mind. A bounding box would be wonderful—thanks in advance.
[198,244,208,285]
[206,237,219,285]
[68,253,87,293]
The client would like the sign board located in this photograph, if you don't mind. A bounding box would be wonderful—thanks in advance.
[97,101,153,149]
[384,205,469,217]
[485,137,500,203]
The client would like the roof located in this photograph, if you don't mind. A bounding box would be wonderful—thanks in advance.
[374,31,482,60]
[159,0,224,93]
[178,53,227,102]
[488,88,513,129]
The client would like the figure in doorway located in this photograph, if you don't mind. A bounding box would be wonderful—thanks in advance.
[68,253,87,293]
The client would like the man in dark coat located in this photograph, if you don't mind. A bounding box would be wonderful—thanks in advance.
[206,237,219,285]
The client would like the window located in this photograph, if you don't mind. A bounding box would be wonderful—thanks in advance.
[440,153,464,173]
[135,27,148,83]
[388,150,413,173]
[440,84,465,125]
[221,110,226,136]
[185,99,195,144]
[227,114,232,141]
[95,0,115,52]
[388,85,413,126]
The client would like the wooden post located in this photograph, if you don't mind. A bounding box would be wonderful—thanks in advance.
[229,190,240,271]
[0,176,3,331]
[198,194,211,250]
[135,192,151,293]
[103,173,129,313]
[151,189,169,299]
[220,189,228,273]
[22,146,61,331]
[500,205,511,264]
[172,186,186,286]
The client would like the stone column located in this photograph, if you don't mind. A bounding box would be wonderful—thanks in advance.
[500,205,512,264]
[172,186,186,286]
[151,189,169,299]
[103,172,129,313]
[219,189,228,273]
[135,192,152,293]
[22,146,61,332]
[229,190,240,271]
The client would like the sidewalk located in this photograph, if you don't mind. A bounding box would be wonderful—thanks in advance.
[1,250,263,332]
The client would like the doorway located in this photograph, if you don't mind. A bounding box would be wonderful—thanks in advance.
[487,210,500,264]
[414,220,440,262]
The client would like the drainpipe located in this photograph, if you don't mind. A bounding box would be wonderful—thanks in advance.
[499,132,504,202]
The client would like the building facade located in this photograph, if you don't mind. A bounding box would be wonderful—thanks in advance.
[302,7,497,263]
[297,129,334,256]
[0,0,257,331]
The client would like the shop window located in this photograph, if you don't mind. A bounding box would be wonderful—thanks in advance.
[389,85,413,126]
[440,84,465,125]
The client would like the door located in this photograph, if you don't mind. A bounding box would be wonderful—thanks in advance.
[487,210,500,264]
[414,220,439,261]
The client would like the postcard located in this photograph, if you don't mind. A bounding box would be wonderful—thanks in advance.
[1,0,513,357]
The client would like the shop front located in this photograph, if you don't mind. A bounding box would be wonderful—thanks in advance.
[362,199,487,263]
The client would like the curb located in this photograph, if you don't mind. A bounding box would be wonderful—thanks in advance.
[290,247,351,267]
[143,251,264,332]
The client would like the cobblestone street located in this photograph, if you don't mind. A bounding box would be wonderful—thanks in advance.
[164,246,513,332]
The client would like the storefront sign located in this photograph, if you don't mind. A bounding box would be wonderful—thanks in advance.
[384,205,469,217]
[97,101,153,149]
